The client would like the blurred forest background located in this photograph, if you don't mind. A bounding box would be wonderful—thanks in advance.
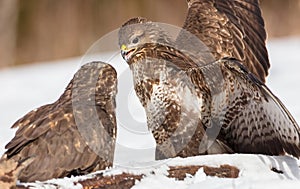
[0,0,300,68]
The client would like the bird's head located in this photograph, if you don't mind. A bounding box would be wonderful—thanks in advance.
[118,17,171,62]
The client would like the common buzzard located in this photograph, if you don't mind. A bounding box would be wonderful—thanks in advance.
[0,62,117,182]
[118,17,300,159]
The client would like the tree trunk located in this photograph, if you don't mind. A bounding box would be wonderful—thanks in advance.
[0,0,18,68]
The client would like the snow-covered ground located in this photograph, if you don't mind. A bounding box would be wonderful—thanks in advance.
[20,154,300,189]
[0,37,300,188]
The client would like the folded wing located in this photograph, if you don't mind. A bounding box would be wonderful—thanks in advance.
[213,58,300,157]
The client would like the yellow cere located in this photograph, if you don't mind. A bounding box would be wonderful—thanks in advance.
[121,44,127,51]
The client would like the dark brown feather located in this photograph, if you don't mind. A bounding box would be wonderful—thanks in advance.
[178,0,270,82]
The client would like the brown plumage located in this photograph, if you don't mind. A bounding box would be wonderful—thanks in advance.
[1,62,117,182]
[177,0,270,82]
[118,17,300,159]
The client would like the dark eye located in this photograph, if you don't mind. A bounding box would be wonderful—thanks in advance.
[132,37,139,44]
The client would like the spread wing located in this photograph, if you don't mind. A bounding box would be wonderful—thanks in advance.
[211,58,300,157]
[178,0,269,82]
[4,62,117,182]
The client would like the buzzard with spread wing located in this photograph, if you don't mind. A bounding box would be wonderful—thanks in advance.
[118,1,300,159]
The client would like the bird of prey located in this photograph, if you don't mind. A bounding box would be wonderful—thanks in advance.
[0,62,117,182]
[177,0,270,83]
[118,18,300,159]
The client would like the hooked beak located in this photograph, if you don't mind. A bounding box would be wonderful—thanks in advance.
[121,44,136,62]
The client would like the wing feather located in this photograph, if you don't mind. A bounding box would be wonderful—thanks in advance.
[214,58,300,157]
[179,0,269,82]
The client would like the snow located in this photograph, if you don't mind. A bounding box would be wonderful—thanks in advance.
[20,154,300,189]
[0,37,300,188]
[116,154,300,189]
